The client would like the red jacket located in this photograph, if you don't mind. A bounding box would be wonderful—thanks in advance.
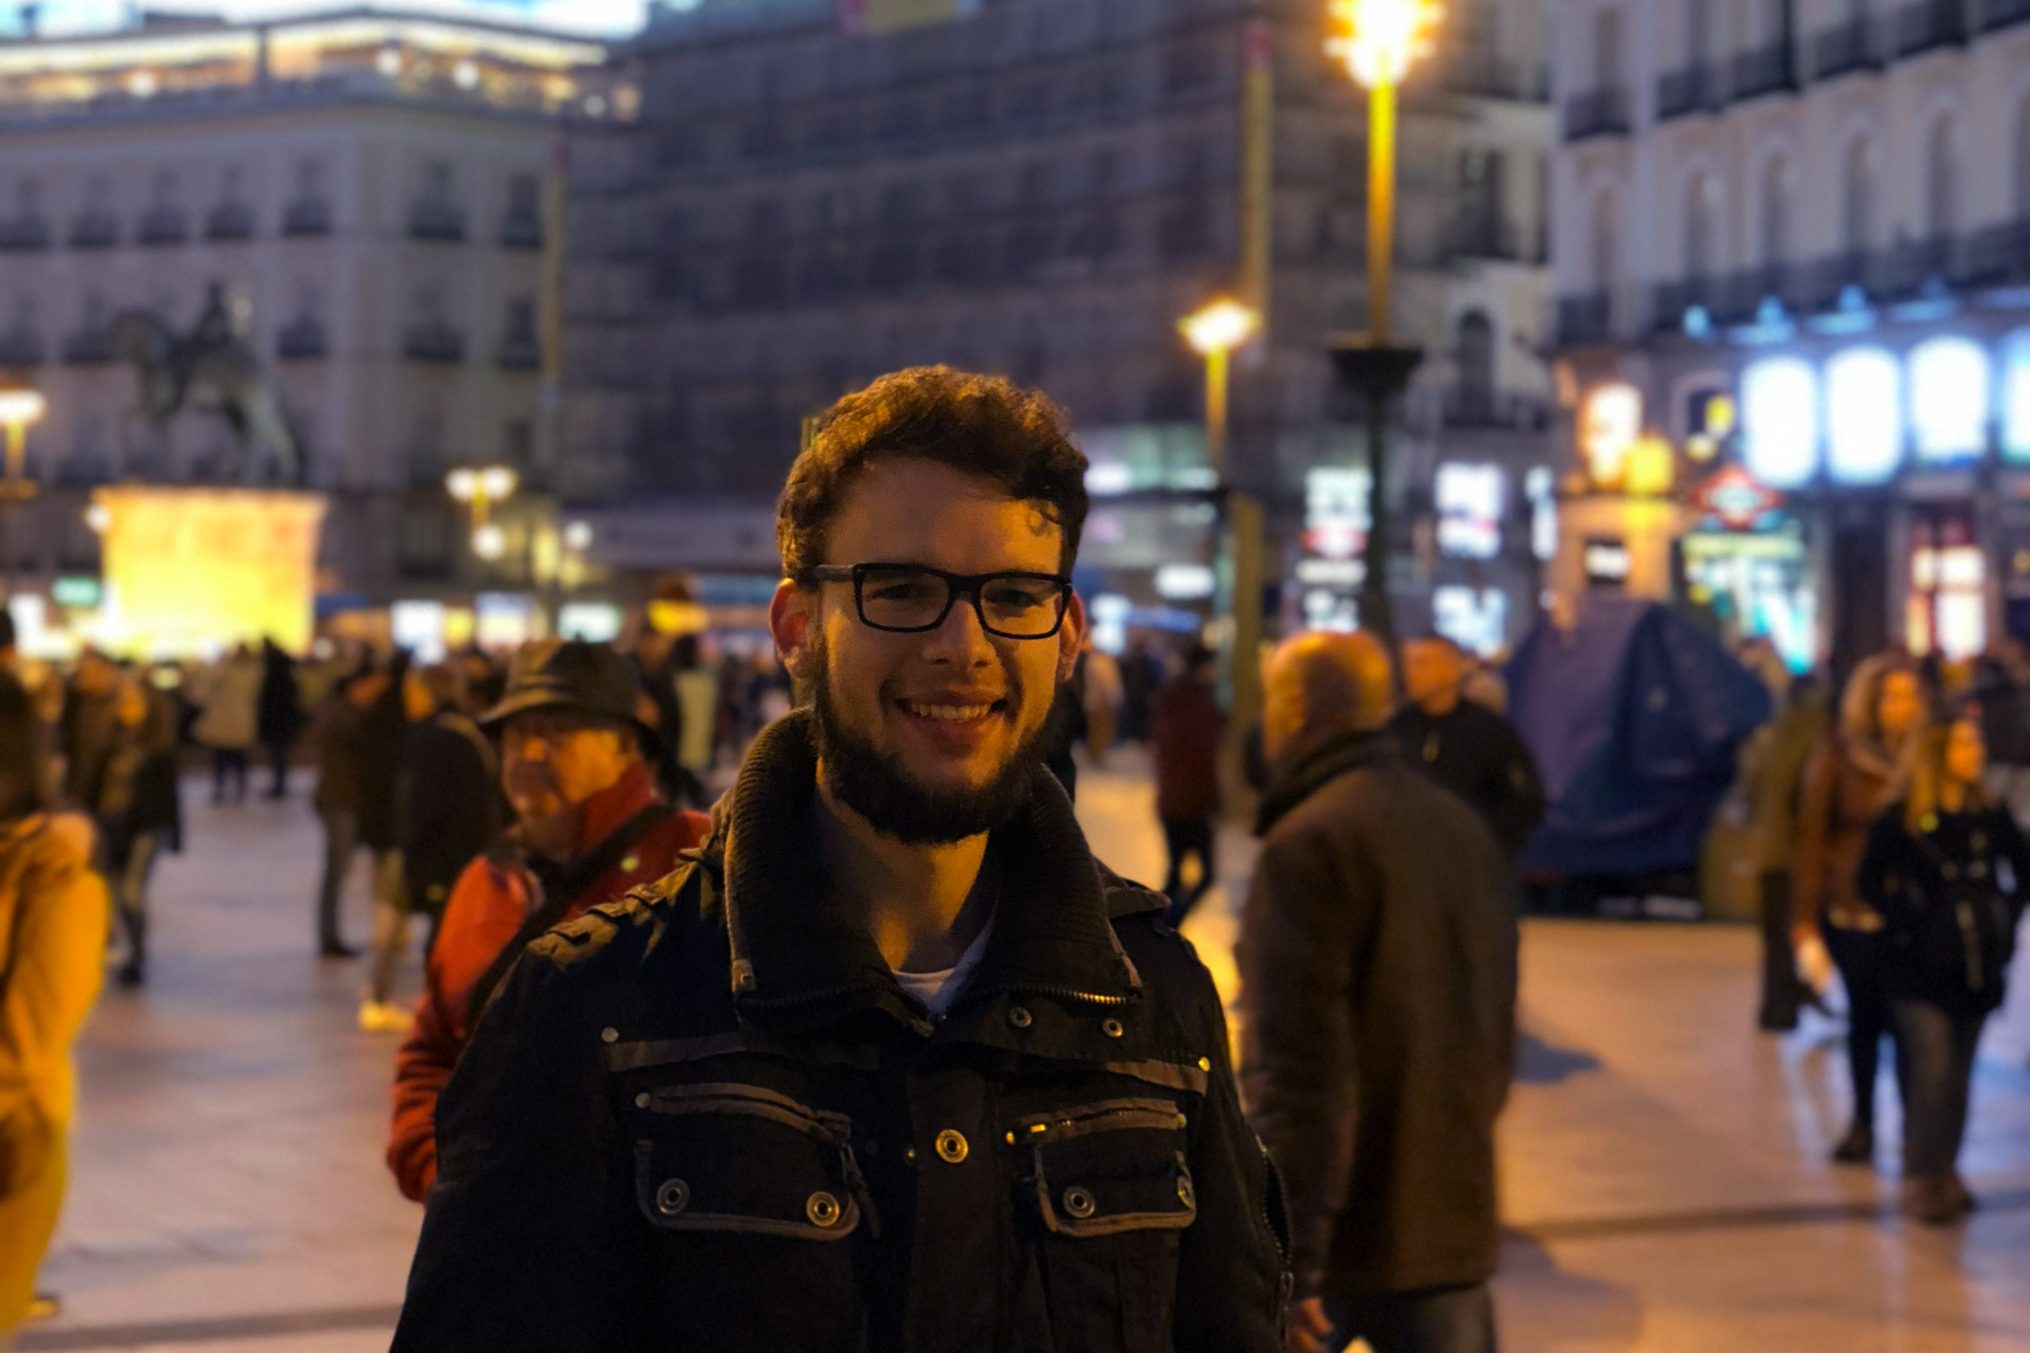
[386,765,708,1202]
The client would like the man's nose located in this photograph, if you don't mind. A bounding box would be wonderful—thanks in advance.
[921,592,996,664]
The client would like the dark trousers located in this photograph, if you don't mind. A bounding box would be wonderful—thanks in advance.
[1325,1283,1497,1353]
[110,830,163,973]
[1826,925,1899,1129]
[212,748,248,804]
[1161,815,1216,926]
[1758,870,1805,1028]
[1894,999,1987,1178]
[316,808,391,952]
[266,741,291,798]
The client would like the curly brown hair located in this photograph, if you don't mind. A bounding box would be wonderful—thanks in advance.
[775,366,1089,582]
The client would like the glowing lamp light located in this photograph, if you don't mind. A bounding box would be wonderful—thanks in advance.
[472,524,507,561]
[1740,357,1822,489]
[1580,382,1642,489]
[1178,299,1260,356]
[2005,330,2030,462]
[0,388,46,426]
[1909,336,1991,463]
[480,466,518,500]
[564,521,594,552]
[1625,436,1675,498]
[1325,0,1445,87]
[1825,347,1903,485]
[84,504,111,534]
[445,465,519,503]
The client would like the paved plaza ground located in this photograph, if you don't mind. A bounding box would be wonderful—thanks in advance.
[17,755,2030,1351]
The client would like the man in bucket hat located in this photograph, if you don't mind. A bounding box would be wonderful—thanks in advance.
[385,639,709,1202]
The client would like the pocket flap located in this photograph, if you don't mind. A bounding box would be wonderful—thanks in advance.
[1024,1099,1197,1238]
[633,1084,864,1241]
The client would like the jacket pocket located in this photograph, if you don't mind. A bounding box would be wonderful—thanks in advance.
[634,1081,872,1240]
[1013,1097,1195,1353]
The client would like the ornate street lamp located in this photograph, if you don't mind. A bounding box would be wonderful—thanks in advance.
[445,464,519,560]
[1326,0,1443,646]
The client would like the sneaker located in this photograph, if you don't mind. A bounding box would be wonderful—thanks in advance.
[115,960,145,989]
[1830,1122,1875,1166]
[1950,1173,1977,1215]
[358,999,410,1033]
[320,941,362,960]
[25,1291,60,1321]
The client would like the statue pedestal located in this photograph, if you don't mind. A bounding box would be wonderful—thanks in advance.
[91,487,327,657]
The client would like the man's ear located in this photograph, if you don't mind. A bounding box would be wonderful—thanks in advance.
[771,579,818,683]
[1055,591,1088,685]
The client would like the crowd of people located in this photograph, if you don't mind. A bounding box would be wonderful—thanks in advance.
[0,365,2025,1351]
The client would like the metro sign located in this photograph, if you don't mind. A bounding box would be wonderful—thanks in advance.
[1692,465,1784,532]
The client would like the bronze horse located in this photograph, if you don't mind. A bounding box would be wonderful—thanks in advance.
[109,304,303,483]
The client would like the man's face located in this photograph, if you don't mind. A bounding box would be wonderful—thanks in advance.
[772,459,1085,843]
[1401,640,1464,711]
[499,707,636,850]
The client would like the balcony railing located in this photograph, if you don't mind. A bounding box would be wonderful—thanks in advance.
[61,328,114,364]
[0,217,50,251]
[1434,54,1550,103]
[499,210,543,250]
[1656,63,1726,120]
[1731,43,1798,100]
[1718,265,1805,321]
[1806,250,1891,308]
[1649,277,1725,331]
[136,207,189,246]
[68,212,119,249]
[1440,388,1552,431]
[495,333,540,371]
[402,323,465,364]
[1562,87,1630,141]
[408,199,467,242]
[1887,234,1971,294]
[0,332,44,367]
[1445,213,1538,263]
[276,317,328,360]
[282,197,332,237]
[1967,220,2030,286]
[1897,0,1970,54]
[1556,292,1615,346]
[1814,17,1882,78]
[1985,0,2030,30]
[206,202,256,242]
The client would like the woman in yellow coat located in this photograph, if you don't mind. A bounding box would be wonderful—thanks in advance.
[0,669,110,1337]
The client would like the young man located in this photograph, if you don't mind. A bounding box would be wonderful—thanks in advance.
[392,368,1287,1351]
[1243,633,1516,1353]
[385,641,708,1200]
[1390,635,1544,858]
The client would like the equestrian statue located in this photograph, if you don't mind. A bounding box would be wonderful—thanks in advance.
[110,282,304,484]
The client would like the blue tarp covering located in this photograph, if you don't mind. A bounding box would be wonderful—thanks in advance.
[1507,599,1772,876]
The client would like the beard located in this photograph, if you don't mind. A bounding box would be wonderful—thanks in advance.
[808,638,1050,845]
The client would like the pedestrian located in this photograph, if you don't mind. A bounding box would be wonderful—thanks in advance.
[1391,634,1545,857]
[671,636,721,792]
[0,671,111,1337]
[390,367,1287,1350]
[455,647,504,717]
[56,648,122,814]
[1855,715,2028,1224]
[257,638,303,800]
[192,644,260,805]
[90,671,181,988]
[384,641,708,1197]
[1737,673,1830,1032]
[1081,639,1123,767]
[1152,642,1224,925]
[358,665,504,1033]
[1242,631,1516,1353]
[1794,653,1928,1166]
[1119,634,1165,744]
[309,663,404,960]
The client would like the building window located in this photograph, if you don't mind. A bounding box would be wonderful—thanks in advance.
[1825,346,1902,483]
[1454,310,1496,416]
[1592,7,1624,88]
[2015,93,2030,222]
[1741,356,1821,488]
[1590,190,1619,292]
[1758,155,1792,267]
[1925,114,1960,239]
[1684,172,1717,281]
[1909,336,1989,462]
[1686,0,1713,64]
[1840,136,1876,254]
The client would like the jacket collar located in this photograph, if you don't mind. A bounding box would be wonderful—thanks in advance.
[1256,729,1397,836]
[703,709,1140,1031]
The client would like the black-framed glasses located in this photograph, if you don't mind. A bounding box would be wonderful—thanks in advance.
[810,563,1074,640]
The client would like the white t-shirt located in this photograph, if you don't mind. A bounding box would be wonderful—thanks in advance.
[893,920,995,1017]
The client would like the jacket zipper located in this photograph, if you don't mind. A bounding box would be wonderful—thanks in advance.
[1021,1103,1186,1141]
[1005,983,1134,1008]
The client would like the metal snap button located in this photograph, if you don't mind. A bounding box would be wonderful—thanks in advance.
[934,1129,970,1164]
[620,855,640,873]
[904,1145,918,1165]
[1197,1057,1212,1072]
[1062,1186,1096,1219]
[1176,1175,1196,1208]
[1008,1006,1034,1030]
[1101,1017,1125,1039]
[634,1092,650,1109]
[655,1178,690,1216]
[806,1191,843,1227]
[600,1026,620,1044]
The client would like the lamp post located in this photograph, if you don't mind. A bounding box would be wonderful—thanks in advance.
[1179,297,1263,796]
[445,464,518,564]
[0,384,47,598]
[1326,0,1441,647]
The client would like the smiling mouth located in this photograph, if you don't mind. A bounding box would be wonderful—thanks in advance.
[898,699,1004,724]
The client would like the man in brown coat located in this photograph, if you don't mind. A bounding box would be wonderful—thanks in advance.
[1241,632,1516,1353]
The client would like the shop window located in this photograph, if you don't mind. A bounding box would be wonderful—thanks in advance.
[1908,336,1989,463]
[1907,514,1984,659]
[1433,586,1507,657]
[1740,356,1820,488]
[1435,463,1504,560]
[1825,346,1902,484]
[2005,330,2030,462]
[1525,467,1557,563]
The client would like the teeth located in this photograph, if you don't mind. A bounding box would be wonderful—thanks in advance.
[903,701,996,723]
